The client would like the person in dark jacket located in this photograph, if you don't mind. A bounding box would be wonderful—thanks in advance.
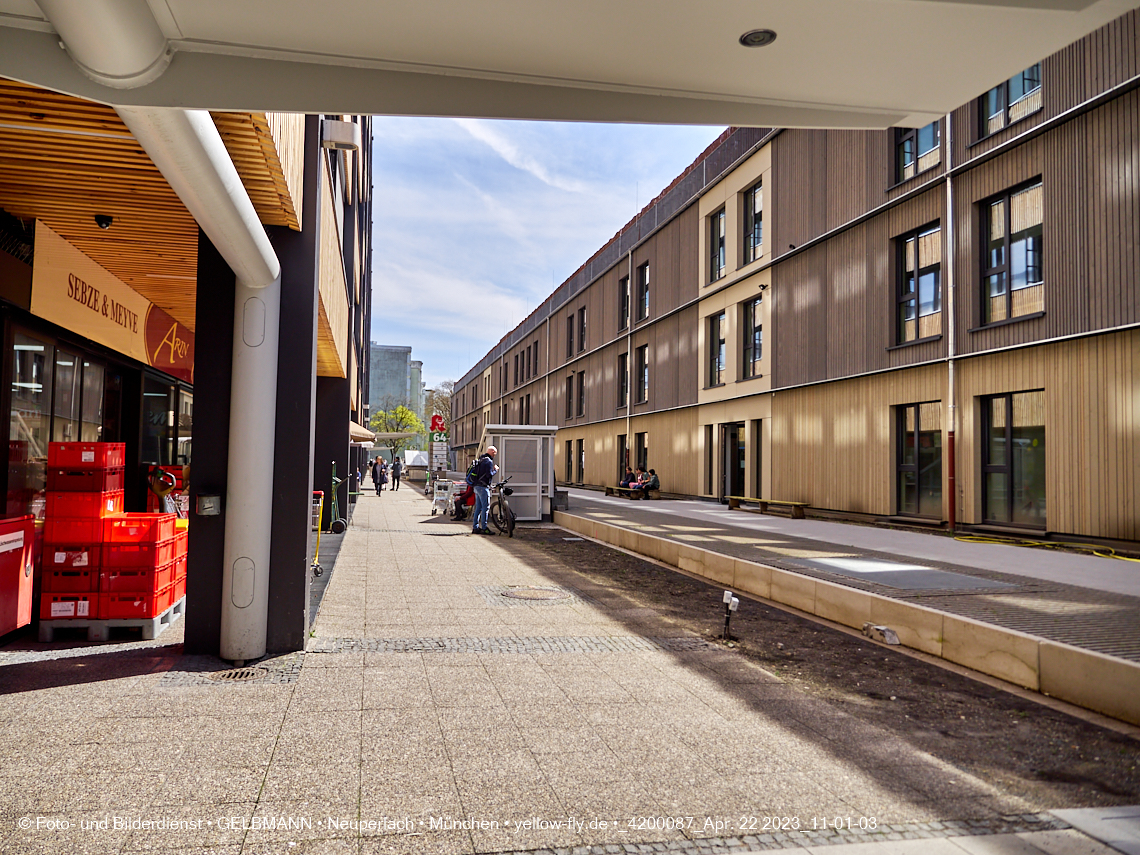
[391,456,403,491]
[470,445,498,534]
[371,458,382,496]
[635,468,660,499]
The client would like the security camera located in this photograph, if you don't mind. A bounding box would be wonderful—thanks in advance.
[94,215,113,229]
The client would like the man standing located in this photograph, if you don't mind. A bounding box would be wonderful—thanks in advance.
[471,445,498,535]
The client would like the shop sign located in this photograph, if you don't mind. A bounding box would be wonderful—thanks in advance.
[30,221,194,384]
[429,415,448,442]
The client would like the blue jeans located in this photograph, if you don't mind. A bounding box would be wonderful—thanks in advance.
[473,485,490,530]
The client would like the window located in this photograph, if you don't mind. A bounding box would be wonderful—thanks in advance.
[618,352,629,409]
[709,208,726,282]
[897,402,942,518]
[742,297,763,378]
[635,345,649,403]
[704,425,714,494]
[744,181,763,263]
[898,224,942,343]
[513,354,518,387]
[635,432,648,472]
[983,391,1046,527]
[708,312,726,386]
[576,438,585,483]
[566,314,574,358]
[635,263,650,321]
[618,276,630,330]
[565,376,574,419]
[981,64,1042,138]
[577,306,586,352]
[576,371,585,417]
[896,121,940,182]
[565,440,573,482]
[533,340,539,375]
[617,434,628,480]
[524,394,531,425]
[983,181,1043,324]
[525,346,531,380]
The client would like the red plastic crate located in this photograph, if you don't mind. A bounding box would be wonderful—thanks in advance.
[44,517,104,544]
[173,575,186,602]
[172,553,187,581]
[47,442,125,470]
[45,544,99,569]
[103,513,176,544]
[174,530,188,557]
[40,592,97,620]
[102,538,175,569]
[47,467,125,492]
[46,490,124,519]
[100,562,172,593]
[102,585,171,620]
[42,567,98,592]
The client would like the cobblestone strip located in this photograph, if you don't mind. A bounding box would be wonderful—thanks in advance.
[308,636,717,654]
[479,813,1069,855]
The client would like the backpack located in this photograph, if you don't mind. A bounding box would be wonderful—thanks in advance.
[465,460,479,485]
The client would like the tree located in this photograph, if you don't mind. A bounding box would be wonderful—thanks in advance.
[369,405,425,458]
[424,380,454,430]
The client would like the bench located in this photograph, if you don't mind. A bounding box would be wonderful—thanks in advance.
[726,495,810,519]
[606,485,661,500]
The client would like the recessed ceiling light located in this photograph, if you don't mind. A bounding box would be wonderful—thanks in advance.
[739,29,777,48]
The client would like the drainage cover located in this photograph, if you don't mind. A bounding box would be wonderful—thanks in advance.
[208,666,267,683]
[502,586,571,601]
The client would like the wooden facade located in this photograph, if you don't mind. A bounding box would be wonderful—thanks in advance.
[455,12,1140,542]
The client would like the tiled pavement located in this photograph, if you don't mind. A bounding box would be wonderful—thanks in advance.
[0,488,1132,855]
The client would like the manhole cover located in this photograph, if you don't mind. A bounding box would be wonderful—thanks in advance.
[208,667,267,683]
[502,586,571,601]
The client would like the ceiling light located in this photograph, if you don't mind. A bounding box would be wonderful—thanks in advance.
[739,29,777,48]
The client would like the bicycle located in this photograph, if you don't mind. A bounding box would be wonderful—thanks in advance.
[488,475,516,537]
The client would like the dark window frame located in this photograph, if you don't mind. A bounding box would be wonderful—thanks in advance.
[708,312,725,387]
[618,276,630,330]
[635,345,649,404]
[743,181,763,264]
[577,306,586,353]
[980,179,1044,326]
[566,314,574,358]
[896,222,943,344]
[742,296,763,378]
[978,63,1042,140]
[981,390,1047,528]
[565,375,573,420]
[635,263,650,322]
[895,121,940,183]
[576,371,585,417]
[618,352,629,409]
[709,208,726,283]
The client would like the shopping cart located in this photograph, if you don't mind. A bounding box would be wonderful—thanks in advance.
[431,479,453,516]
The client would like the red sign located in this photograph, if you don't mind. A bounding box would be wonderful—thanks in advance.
[144,306,194,384]
[430,414,446,432]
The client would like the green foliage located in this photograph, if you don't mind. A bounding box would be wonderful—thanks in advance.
[369,405,426,456]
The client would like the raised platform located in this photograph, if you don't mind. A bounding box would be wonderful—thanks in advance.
[37,595,186,643]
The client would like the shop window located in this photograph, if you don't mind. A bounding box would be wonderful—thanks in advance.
[744,181,763,263]
[142,377,175,465]
[980,64,1041,138]
[983,181,1043,324]
[897,402,942,518]
[8,332,54,519]
[51,349,81,442]
[983,391,1046,528]
[79,360,105,442]
[898,224,942,342]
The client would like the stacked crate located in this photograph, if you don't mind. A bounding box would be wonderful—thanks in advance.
[102,512,178,620]
[41,442,125,621]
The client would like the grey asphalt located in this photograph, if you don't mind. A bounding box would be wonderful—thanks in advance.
[0,486,1135,854]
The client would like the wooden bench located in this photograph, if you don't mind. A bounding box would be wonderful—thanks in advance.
[726,495,810,519]
[606,485,661,500]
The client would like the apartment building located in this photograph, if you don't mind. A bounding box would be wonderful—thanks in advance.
[454,10,1139,543]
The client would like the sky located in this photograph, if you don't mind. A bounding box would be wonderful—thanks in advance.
[369,119,724,391]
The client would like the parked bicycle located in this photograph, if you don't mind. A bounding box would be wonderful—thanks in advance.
[489,475,516,537]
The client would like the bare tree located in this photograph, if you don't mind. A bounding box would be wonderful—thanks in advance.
[425,380,454,429]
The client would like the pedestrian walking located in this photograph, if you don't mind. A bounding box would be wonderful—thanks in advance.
[391,456,403,491]
[371,458,382,496]
[470,445,497,534]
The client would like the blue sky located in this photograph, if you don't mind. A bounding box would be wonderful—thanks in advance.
[369,118,724,390]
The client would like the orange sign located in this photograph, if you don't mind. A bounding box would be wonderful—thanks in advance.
[31,221,194,383]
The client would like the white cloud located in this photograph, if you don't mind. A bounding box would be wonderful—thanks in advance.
[454,119,587,193]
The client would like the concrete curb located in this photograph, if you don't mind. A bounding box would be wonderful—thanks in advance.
[554,510,1140,726]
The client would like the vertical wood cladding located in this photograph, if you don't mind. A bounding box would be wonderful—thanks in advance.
[772,187,946,388]
[955,331,1138,540]
[954,92,1140,356]
[954,10,1140,166]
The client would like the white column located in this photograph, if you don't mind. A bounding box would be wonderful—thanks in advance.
[219,276,281,663]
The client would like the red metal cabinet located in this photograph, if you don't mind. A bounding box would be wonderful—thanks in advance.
[0,515,35,635]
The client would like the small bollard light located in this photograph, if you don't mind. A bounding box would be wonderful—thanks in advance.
[722,590,739,640]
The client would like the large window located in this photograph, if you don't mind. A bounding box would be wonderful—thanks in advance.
[618,352,629,409]
[983,181,1043,324]
[9,332,54,519]
[618,276,630,330]
[898,224,942,343]
[708,312,725,386]
[980,64,1042,138]
[744,181,763,263]
[635,345,649,403]
[896,121,940,182]
[635,432,648,472]
[635,262,650,321]
[897,402,942,518]
[576,371,585,417]
[742,297,762,378]
[709,208,726,282]
[577,307,586,353]
[983,391,1046,528]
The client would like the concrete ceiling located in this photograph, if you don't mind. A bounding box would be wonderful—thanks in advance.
[0,0,1135,127]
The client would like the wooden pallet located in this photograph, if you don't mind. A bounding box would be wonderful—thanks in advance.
[38,596,186,643]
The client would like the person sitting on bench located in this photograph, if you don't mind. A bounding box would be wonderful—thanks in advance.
[632,467,659,499]
[619,465,636,489]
